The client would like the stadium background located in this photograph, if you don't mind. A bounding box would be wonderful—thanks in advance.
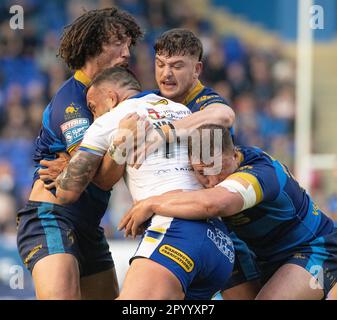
[0,0,336,298]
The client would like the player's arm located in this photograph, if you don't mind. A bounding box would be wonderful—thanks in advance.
[91,153,125,191]
[55,150,102,204]
[160,99,235,141]
[167,103,235,138]
[119,173,263,237]
[90,112,148,190]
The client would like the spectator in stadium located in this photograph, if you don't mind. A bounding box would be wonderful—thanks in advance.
[16,7,143,300]
[119,125,337,300]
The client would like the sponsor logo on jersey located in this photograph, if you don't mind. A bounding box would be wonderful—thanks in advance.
[67,230,75,245]
[147,108,165,120]
[148,99,168,106]
[64,103,81,120]
[62,118,90,147]
[24,244,43,267]
[159,244,194,272]
[313,203,320,216]
[293,253,306,260]
[147,108,190,121]
[207,227,235,263]
[196,95,219,104]
[60,118,89,132]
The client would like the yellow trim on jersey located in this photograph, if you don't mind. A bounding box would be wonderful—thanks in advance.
[148,227,167,234]
[74,70,91,87]
[237,150,244,164]
[67,143,80,153]
[227,172,263,204]
[80,144,102,152]
[144,236,158,243]
[182,81,204,105]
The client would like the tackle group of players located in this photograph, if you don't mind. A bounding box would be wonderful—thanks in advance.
[16,7,337,300]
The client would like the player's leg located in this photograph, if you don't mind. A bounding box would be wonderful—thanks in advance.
[186,218,235,300]
[221,233,261,300]
[78,225,118,299]
[221,280,261,300]
[255,263,324,300]
[17,202,83,299]
[32,253,81,299]
[327,283,337,300]
[118,258,184,300]
[257,229,337,300]
[80,267,119,300]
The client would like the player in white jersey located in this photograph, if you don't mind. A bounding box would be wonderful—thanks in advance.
[55,66,234,299]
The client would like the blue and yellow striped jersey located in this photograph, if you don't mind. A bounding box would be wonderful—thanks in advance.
[182,81,230,113]
[223,146,334,259]
[152,81,230,113]
[32,70,110,222]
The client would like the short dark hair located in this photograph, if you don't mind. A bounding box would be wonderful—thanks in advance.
[58,7,143,70]
[154,28,203,61]
[88,66,141,92]
[188,125,234,161]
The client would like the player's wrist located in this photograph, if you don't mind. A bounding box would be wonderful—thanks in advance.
[108,141,127,163]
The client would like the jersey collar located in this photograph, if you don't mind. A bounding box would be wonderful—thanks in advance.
[182,80,205,105]
[74,70,91,87]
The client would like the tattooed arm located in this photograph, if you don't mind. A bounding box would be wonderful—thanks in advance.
[55,151,102,204]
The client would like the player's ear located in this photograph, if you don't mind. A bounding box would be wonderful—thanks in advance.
[109,90,120,109]
[194,61,203,79]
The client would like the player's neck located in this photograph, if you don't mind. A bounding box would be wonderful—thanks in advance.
[179,79,201,104]
[80,62,99,80]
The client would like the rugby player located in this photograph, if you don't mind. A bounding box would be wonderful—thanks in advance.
[55,67,235,300]
[152,28,261,300]
[16,8,142,299]
[119,125,337,300]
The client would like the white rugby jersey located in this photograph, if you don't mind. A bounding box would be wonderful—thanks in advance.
[81,93,202,201]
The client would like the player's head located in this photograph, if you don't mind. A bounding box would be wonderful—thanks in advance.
[86,66,141,118]
[58,7,143,75]
[154,28,203,102]
[188,125,239,188]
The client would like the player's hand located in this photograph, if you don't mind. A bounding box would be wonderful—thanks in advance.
[38,152,70,189]
[114,112,151,148]
[111,113,152,165]
[118,199,155,238]
[129,127,164,169]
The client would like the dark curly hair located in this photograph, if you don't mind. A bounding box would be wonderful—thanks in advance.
[58,7,143,70]
[154,28,203,61]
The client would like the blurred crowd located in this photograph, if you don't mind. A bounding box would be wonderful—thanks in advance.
[0,0,335,239]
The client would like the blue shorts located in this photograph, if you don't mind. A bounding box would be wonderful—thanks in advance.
[258,228,337,297]
[131,216,235,300]
[222,232,260,290]
[17,201,114,277]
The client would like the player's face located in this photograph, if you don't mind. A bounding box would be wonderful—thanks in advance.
[192,153,236,188]
[87,85,116,119]
[155,54,202,103]
[95,35,132,75]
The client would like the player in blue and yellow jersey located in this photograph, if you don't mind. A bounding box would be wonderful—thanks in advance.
[120,125,337,299]
[152,29,261,299]
[16,7,143,299]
